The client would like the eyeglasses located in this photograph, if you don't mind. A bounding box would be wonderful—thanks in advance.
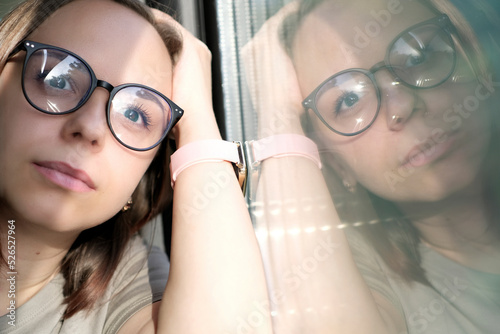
[9,40,183,151]
[302,14,462,136]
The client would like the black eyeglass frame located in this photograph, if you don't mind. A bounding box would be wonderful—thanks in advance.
[9,40,184,151]
[302,14,458,137]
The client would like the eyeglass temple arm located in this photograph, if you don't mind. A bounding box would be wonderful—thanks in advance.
[7,43,25,59]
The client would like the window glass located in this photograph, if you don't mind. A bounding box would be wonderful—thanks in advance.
[214,0,500,332]
[214,0,294,141]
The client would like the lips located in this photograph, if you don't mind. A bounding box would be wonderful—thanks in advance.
[33,161,96,192]
[401,131,457,169]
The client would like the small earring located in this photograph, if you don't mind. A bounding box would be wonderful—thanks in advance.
[343,179,356,193]
[391,115,403,124]
[122,198,133,212]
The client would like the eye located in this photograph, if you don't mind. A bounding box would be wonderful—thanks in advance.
[122,104,152,129]
[335,91,361,115]
[405,48,427,67]
[46,75,71,90]
[343,93,360,107]
[408,54,424,66]
[124,108,140,122]
[35,69,74,92]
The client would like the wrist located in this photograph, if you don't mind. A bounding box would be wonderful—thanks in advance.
[248,134,322,169]
[174,112,222,147]
[169,134,321,194]
[170,139,246,190]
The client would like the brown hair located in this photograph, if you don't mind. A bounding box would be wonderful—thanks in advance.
[281,0,497,76]
[282,0,500,286]
[0,0,182,318]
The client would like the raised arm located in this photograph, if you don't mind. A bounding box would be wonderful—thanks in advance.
[153,12,272,334]
[241,3,406,333]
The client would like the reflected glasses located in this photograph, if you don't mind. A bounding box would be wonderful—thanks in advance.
[9,40,183,151]
[302,14,460,136]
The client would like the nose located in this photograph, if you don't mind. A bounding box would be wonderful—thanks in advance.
[60,89,109,151]
[371,64,420,131]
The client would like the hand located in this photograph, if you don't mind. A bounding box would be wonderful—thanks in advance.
[151,11,273,334]
[241,2,305,137]
[152,10,221,146]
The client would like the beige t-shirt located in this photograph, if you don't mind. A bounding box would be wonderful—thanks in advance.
[346,230,500,334]
[0,236,169,334]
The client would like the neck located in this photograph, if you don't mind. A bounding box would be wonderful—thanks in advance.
[400,181,497,246]
[397,182,500,273]
[0,207,78,314]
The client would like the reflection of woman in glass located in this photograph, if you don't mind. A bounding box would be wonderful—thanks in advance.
[0,0,271,332]
[245,0,500,332]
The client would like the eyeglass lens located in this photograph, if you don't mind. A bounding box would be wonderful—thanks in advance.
[312,19,457,136]
[388,23,455,88]
[315,71,378,135]
[22,47,173,150]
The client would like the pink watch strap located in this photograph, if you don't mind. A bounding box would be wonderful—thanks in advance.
[170,140,243,187]
[251,134,322,169]
[169,135,320,189]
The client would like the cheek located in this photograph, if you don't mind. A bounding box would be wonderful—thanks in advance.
[88,150,156,225]
[0,66,23,145]
[421,80,492,129]
[313,122,394,182]
[312,121,403,201]
[0,90,34,194]
[98,148,156,200]
[64,152,154,231]
[340,142,391,184]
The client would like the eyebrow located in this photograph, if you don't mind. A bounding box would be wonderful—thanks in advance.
[136,88,167,112]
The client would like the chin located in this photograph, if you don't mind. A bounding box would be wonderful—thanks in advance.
[9,199,105,235]
[386,167,482,204]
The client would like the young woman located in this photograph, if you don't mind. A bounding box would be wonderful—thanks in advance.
[0,0,272,333]
[244,0,500,332]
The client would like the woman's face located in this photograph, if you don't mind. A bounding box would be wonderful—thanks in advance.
[0,0,173,233]
[293,0,493,203]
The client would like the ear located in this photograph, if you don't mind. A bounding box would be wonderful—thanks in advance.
[303,109,358,191]
[329,157,357,188]
[322,149,358,192]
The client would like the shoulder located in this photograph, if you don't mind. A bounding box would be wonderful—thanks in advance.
[344,228,407,314]
[116,301,162,334]
[110,235,169,290]
[103,235,169,334]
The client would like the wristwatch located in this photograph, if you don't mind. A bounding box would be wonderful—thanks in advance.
[170,140,247,191]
